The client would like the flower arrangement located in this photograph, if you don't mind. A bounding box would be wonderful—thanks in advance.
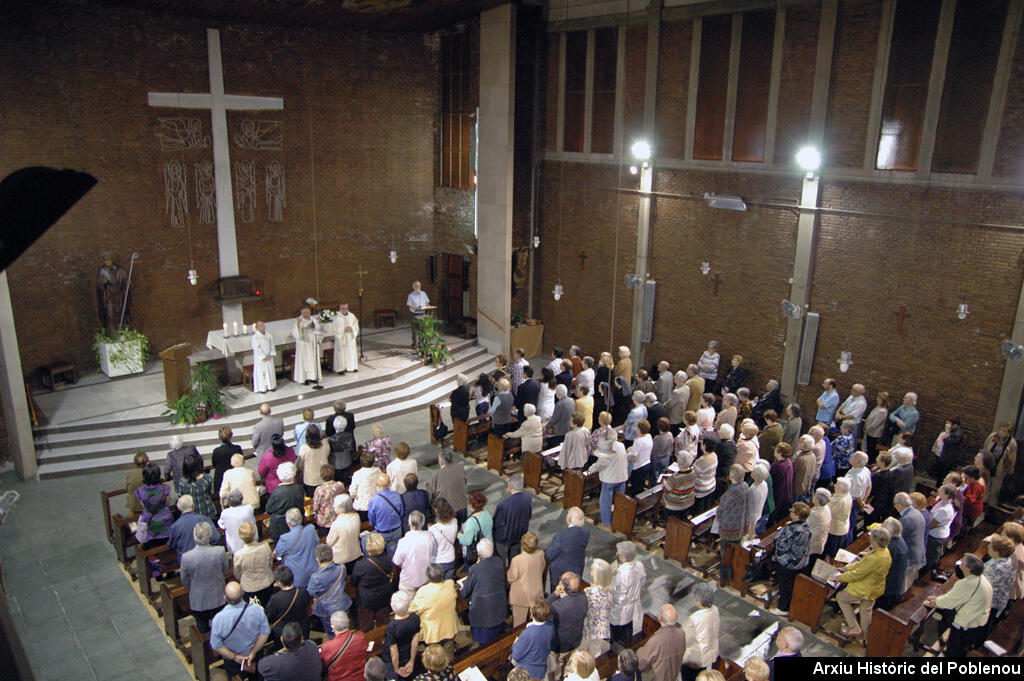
[416,315,453,365]
[317,309,337,325]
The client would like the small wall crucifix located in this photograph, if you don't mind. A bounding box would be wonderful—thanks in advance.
[577,250,588,271]
[711,273,722,296]
[894,305,910,334]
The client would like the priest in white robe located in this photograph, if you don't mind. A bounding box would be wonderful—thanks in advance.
[332,303,360,373]
[292,306,322,385]
[251,320,277,393]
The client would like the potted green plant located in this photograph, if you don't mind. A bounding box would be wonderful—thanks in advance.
[416,315,453,365]
[510,313,525,328]
[94,327,150,377]
[190,362,227,421]
[165,393,199,425]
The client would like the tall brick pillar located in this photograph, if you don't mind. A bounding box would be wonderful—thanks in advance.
[0,271,36,480]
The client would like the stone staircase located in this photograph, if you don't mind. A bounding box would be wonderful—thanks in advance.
[33,338,494,479]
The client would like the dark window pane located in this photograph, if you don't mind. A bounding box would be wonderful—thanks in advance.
[876,0,941,171]
[932,0,1007,173]
[592,27,618,153]
[441,32,475,188]
[564,30,587,152]
[733,10,775,162]
[694,14,732,160]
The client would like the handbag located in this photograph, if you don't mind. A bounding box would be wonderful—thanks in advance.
[463,516,480,564]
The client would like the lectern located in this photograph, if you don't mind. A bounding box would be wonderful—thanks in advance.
[159,343,193,403]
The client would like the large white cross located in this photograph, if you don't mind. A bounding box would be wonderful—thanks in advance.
[148,28,283,327]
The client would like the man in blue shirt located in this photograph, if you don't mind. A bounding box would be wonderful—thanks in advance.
[368,472,404,559]
[168,495,220,560]
[888,392,920,434]
[815,378,840,427]
[211,581,270,679]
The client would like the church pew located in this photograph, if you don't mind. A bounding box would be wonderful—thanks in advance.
[486,433,521,476]
[969,599,1024,657]
[453,623,527,679]
[453,414,490,454]
[720,519,787,599]
[593,613,661,679]
[135,544,180,606]
[522,444,563,501]
[562,468,600,510]
[662,509,718,577]
[189,625,217,681]
[161,582,192,656]
[429,404,451,446]
[788,529,873,633]
[611,486,662,540]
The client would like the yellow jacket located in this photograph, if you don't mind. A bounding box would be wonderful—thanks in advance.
[409,580,460,643]
[838,547,891,600]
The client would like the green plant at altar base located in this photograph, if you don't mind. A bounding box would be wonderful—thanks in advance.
[93,327,150,370]
[417,315,453,365]
[165,393,199,425]
[164,363,228,425]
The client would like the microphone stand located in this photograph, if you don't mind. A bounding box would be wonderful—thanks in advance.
[356,266,366,361]
[311,324,324,390]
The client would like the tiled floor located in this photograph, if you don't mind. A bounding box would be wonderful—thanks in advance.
[2,357,849,681]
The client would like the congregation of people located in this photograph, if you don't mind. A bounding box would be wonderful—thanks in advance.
[118,340,1024,681]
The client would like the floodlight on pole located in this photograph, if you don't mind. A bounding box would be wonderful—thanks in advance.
[796,146,821,177]
[631,140,652,162]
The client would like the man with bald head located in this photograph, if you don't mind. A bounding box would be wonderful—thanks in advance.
[367,472,404,559]
[544,507,590,593]
[546,571,588,677]
[835,383,867,438]
[210,581,270,679]
[638,603,686,681]
[252,402,284,458]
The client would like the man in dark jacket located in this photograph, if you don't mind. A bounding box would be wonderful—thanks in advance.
[425,450,469,522]
[461,539,508,644]
[544,507,591,592]
[547,572,588,667]
[493,473,533,565]
[515,366,541,423]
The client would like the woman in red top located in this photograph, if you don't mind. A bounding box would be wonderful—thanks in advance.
[962,466,985,526]
[320,611,368,681]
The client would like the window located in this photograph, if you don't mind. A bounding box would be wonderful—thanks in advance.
[932,0,1007,173]
[875,0,941,171]
[591,27,618,154]
[693,14,732,160]
[563,30,588,153]
[733,10,775,162]
[441,31,475,189]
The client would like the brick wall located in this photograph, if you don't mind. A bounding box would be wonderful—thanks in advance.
[654,20,692,160]
[825,0,882,168]
[993,25,1024,178]
[0,0,471,379]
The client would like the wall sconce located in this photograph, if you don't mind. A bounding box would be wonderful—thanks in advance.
[187,265,198,286]
[957,296,969,320]
[533,236,540,249]
[700,262,711,276]
[389,249,398,264]
[837,350,853,373]
[553,282,563,301]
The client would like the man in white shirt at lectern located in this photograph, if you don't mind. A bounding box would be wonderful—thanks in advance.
[251,320,276,393]
[406,280,430,348]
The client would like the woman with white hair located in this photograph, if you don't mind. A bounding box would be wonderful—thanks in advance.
[326,494,363,572]
[697,340,720,390]
[164,434,200,494]
[582,558,613,655]
[384,592,421,680]
[275,507,319,588]
[807,488,832,567]
[504,403,543,453]
[265,461,305,541]
[309,543,352,639]
[712,465,750,580]
[825,478,853,557]
[462,538,508,644]
[613,346,632,382]
[735,420,760,473]
[364,424,393,472]
[623,391,648,448]
[218,489,256,554]
[589,428,629,527]
[609,541,646,643]
[715,394,738,432]
[746,464,770,538]
[450,373,471,424]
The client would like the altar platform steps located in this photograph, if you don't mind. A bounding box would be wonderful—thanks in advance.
[34,340,493,479]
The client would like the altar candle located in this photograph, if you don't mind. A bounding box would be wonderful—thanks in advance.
[223,323,228,337]
[242,324,248,334]
[232,320,239,336]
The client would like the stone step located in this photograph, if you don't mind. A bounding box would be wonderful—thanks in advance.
[34,349,493,467]
[32,342,485,449]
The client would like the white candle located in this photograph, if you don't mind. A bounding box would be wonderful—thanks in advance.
[232,321,239,336]
[242,324,248,335]
[222,322,228,337]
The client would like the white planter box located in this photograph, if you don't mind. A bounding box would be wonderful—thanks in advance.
[99,340,145,377]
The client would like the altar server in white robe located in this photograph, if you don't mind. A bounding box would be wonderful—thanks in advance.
[251,321,277,393]
[292,306,322,385]
[332,303,360,374]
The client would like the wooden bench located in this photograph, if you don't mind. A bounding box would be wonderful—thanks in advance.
[522,444,563,501]
[663,509,719,576]
[562,468,601,510]
[453,413,490,455]
[720,518,787,600]
[189,625,217,681]
[969,599,1024,657]
[788,529,872,634]
[612,486,663,541]
[40,360,76,389]
[374,308,397,327]
[486,433,521,476]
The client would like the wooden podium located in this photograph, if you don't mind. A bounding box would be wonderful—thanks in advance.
[159,343,192,403]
